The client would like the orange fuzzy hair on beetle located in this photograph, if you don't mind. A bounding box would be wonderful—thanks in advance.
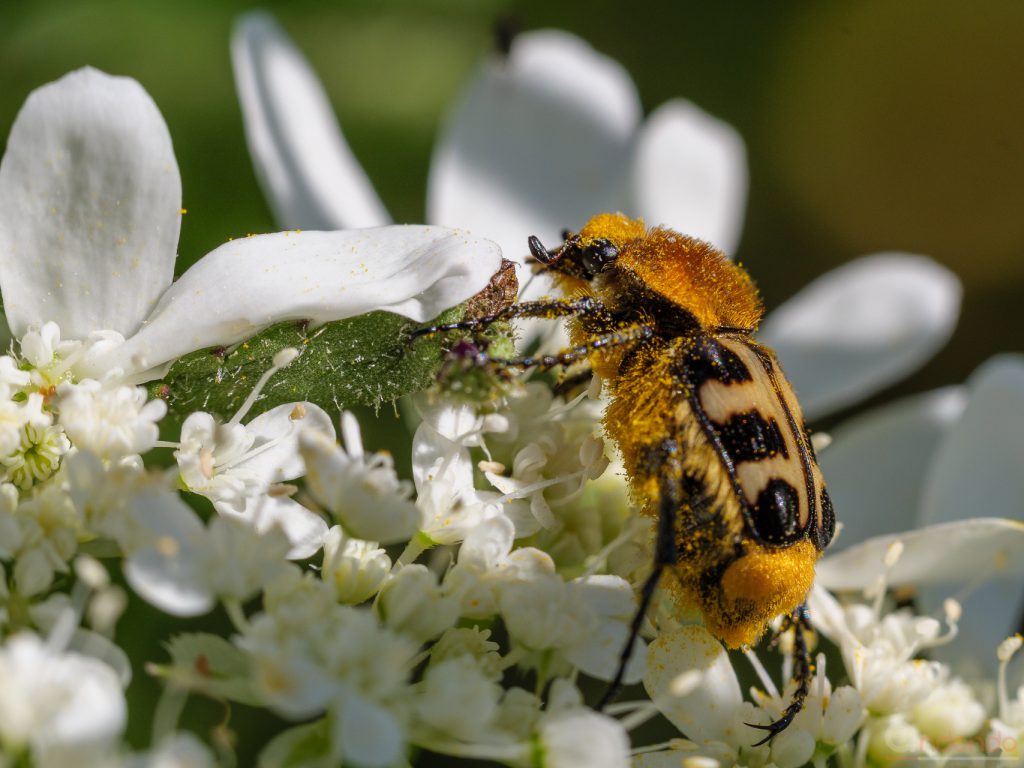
[577,212,764,331]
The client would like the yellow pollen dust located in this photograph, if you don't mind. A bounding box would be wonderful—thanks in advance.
[711,539,818,648]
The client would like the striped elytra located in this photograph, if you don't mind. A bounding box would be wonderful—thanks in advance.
[543,213,836,650]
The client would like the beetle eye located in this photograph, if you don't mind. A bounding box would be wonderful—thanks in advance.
[581,239,619,276]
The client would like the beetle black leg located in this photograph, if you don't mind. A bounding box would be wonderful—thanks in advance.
[409,296,605,341]
[747,604,812,745]
[479,323,653,372]
[596,440,681,711]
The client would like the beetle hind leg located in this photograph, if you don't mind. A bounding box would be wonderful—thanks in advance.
[747,604,812,745]
[596,439,681,711]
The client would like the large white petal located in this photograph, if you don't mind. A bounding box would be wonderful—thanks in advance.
[241,401,335,482]
[427,30,641,266]
[921,576,1024,689]
[819,387,966,552]
[84,226,501,380]
[643,625,742,743]
[759,254,961,421]
[0,68,180,340]
[564,619,646,685]
[231,13,390,230]
[920,355,1024,529]
[816,518,1024,592]
[915,356,1024,679]
[631,99,748,255]
[216,495,328,561]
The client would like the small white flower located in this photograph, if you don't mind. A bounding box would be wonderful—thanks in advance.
[320,526,391,604]
[176,402,333,559]
[912,678,985,747]
[58,379,166,459]
[866,714,936,764]
[2,418,70,490]
[378,564,460,642]
[536,708,630,768]
[411,403,510,544]
[176,412,265,509]
[196,515,292,604]
[301,413,421,544]
[499,570,646,684]
[809,581,958,716]
[238,595,417,767]
[788,657,864,751]
[414,654,502,742]
[19,321,80,384]
[0,632,126,762]
[483,383,611,538]
[428,627,504,682]
[0,387,43,458]
[13,480,81,596]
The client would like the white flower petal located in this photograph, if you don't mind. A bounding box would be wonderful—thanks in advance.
[920,355,1024,529]
[333,693,404,768]
[631,99,748,255]
[914,357,1024,678]
[231,13,390,230]
[820,386,966,552]
[564,619,645,685]
[217,495,327,561]
[459,514,515,569]
[643,625,742,743]
[46,655,127,748]
[241,401,335,482]
[123,491,214,617]
[0,68,180,340]
[85,226,501,380]
[759,254,961,420]
[816,518,1024,592]
[539,709,630,768]
[69,629,132,688]
[427,29,641,265]
[568,574,635,619]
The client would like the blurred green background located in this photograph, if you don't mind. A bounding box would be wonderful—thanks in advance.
[2,0,1023,759]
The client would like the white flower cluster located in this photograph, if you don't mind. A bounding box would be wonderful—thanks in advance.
[2,15,1023,768]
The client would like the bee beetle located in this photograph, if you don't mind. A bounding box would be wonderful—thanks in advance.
[414,213,835,739]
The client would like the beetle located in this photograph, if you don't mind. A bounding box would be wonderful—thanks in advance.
[414,212,835,739]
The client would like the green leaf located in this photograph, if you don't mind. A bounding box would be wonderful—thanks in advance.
[164,632,263,705]
[151,260,521,423]
[152,308,460,422]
